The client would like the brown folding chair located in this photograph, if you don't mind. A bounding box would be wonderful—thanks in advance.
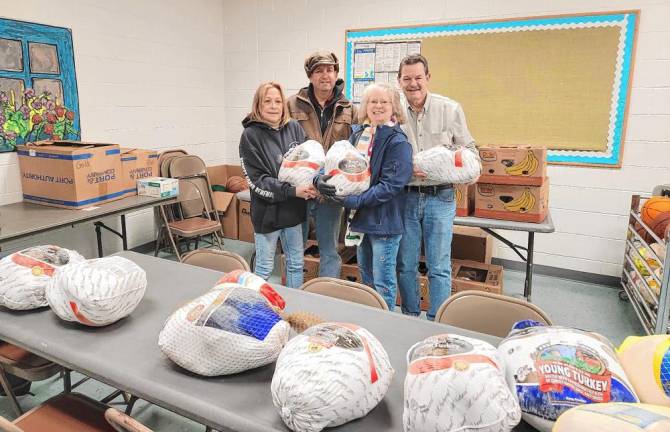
[157,179,224,261]
[434,290,553,338]
[182,249,251,272]
[0,392,152,432]
[300,277,389,310]
[157,149,188,177]
[0,341,70,417]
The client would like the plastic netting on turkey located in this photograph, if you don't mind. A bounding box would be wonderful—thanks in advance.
[272,322,393,432]
[552,402,670,431]
[414,147,481,184]
[278,140,326,187]
[158,283,290,376]
[324,140,370,196]
[0,245,85,310]
[617,335,670,407]
[404,333,521,432]
[45,256,146,326]
[498,320,639,432]
[215,270,286,310]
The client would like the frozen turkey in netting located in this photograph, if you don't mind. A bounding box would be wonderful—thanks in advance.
[552,402,670,432]
[617,335,670,407]
[497,320,639,432]
[278,140,325,187]
[404,333,521,432]
[0,245,85,310]
[158,283,290,376]
[45,256,146,326]
[414,147,481,184]
[324,140,370,196]
[272,322,393,432]
[215,270,285,310]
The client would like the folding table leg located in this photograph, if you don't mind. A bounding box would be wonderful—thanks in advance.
[0,367,23,417]
[523,232,535,302]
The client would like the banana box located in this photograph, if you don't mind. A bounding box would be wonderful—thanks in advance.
[478,146,547,186]
[455,184,475,217]
[475,181,549,223]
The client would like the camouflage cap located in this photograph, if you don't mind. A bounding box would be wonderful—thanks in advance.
[304,51,339,77]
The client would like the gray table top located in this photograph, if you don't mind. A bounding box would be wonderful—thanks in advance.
[0,196,175,244]
[455,212,555,233]
[0,251,536,431]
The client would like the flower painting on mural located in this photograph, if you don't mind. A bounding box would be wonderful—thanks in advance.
[0,89,79,151]
[0,17,81,152]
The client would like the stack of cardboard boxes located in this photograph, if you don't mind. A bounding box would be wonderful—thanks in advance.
[475,146,549,223]
[16,140,158,209]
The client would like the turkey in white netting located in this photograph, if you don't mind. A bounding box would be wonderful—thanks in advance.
[278,140,326,187]
[404,333,521,432]
[0,245,84,310]
[414,146,481,184]
[324,140,370,196]
[46,256,147,326]
[158,283,290,376]
[272,322,393,432]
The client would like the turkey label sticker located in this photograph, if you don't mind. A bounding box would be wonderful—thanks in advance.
[534,344,612,403]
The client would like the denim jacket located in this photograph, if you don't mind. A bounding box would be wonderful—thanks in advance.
[343,123,413,235]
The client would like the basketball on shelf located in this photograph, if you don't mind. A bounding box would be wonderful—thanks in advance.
[226,176,249,193]
[650,212,670,241]
[641,196,670,226]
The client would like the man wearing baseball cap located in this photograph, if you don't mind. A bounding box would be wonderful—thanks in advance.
[287,51,357,278]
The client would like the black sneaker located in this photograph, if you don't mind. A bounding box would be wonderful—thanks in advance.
[0,373,32,397]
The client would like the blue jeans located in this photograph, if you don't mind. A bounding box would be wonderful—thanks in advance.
[357,233,402,310]
[397,188,456,320]
[254,224,304,288]
[302,200,343,277]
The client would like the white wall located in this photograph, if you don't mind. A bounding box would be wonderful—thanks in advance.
[222,0,670,277]
[0,0,226,257]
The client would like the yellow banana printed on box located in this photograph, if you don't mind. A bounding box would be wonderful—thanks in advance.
[503,188,536,213]
[505,151,539,176]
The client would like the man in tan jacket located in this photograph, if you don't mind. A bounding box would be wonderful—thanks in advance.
[287,51,357,278]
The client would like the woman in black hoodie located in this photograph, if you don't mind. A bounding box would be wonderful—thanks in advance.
[239,82,317,287]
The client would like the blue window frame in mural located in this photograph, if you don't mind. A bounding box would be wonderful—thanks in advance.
[0,18,80,152]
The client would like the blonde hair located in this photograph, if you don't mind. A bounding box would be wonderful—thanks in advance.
[248,81,291,127]
[357,83,406,125]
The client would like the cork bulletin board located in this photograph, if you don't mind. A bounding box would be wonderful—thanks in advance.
[345,11,639,167]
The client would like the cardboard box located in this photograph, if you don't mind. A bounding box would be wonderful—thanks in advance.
[238,200,254,243]
[478,146,547,186]
[395,275,431,311]
[208,164,245,240]
[474,181,549,223]
[452,225,493,263]
[451,259,504,294]
[17,140,124,209]
[455,184,475,217]
[120,148,158,198]
[137,177,179,198]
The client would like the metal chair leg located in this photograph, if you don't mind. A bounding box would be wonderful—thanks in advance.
[63,369,71,393]
[124,395,139,415]
[154,226,164,257]
[0,367,23,417]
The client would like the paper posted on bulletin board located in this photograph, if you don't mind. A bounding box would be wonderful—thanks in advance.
[351,41,421,102]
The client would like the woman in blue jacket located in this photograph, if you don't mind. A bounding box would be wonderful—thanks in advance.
[317,83,412,309]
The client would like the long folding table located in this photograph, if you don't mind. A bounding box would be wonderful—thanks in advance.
[0,196,175,257]
[0,251,536,431]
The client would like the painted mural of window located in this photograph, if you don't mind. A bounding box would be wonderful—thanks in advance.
[0,18,80,152]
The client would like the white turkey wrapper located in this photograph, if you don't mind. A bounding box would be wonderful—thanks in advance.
[45,256,146,326]
[498,322,639,432]
[272,322,393,432]
[0,245,85,310]
[414,147,481,184]
[324,140,370,197]
[158,283,290,376]
[278,140,326,187]
[404,334,521,432]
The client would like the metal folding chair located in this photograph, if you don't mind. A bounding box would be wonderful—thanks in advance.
[182,249,250,273]
[300,277,389,310]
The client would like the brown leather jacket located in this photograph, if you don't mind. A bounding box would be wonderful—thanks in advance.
[287,81,357,152]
